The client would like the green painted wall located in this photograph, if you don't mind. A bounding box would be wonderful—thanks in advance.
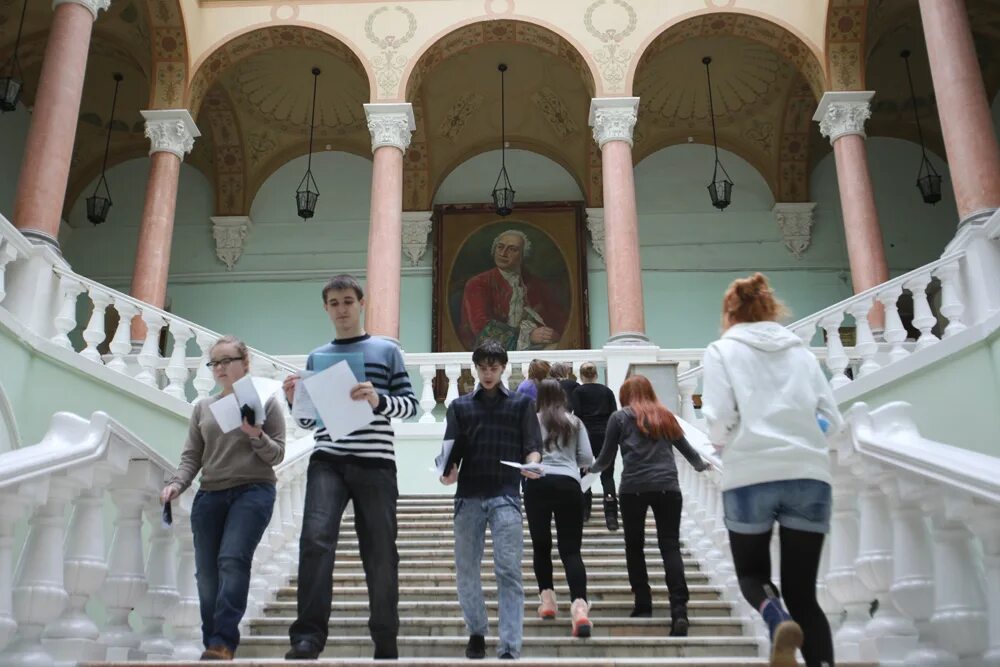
[0,103,30,219]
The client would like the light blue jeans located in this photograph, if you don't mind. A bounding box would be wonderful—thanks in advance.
[454,495,524,659]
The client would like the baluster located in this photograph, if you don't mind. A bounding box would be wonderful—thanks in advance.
[418,365,437,423]
[271,482,295,578]
[825,472,871,660]
[50,277,83,350]
[877,285,911,365]
[137,504,179,659]
[975,512,1000,666]
[3,478,77,666]
[847,298,881,377]
[0,240,19,303]
[42,487,108,665]
[820,311,851,388]
[107,299,139,374]
[135,309,165,388]
[500,363,511,390]
[79,289,113,363]
[855,478,917,662]
[444,364,461,407]
[929,512,988,663]
[903,275,940,352]
[677,363,698,424]
[933,261,967,338]
[167,505,201,660]
[164,323,194,401]
[100,470,153,660]
[816,536,842,639]
[0,503,19,653]
[193,332,217,401]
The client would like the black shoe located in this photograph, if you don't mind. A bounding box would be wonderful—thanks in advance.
[630,604,652,618]
[499,654,515,660]
[285,640,320,660]
[670,617,689,636]
[373,645,398,660]
[465,634,486,659]
[603,496,619,531]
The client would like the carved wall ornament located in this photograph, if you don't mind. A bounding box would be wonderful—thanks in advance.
[772,203,816,259]
[365,6,418,98]
[402,211,433,266]
[364,103,416,153]
[439,93,484,142]
[585,207,606,262]
[531,87,578,138]
[211,216,252,271]
[584,0,637,93]
[813,91,874,144]
[589,97,639,148]
[141,109,200,159]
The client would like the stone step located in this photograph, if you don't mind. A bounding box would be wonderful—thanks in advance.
[343,518,651,528]
[234,635,759,659]
[300,570,709,588]
[248,615,745,638]
[328,537,677,548]
[351,529,660,540]
[261,599,735,619]
[292,558,702,576]
[274,584,723,603]
[330,547,695,559]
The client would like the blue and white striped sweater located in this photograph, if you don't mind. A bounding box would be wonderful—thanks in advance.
[296,334,418,469]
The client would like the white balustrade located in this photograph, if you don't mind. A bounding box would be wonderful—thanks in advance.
[443,364,461,407]
[904,274,940,352]
[933,260,968,339]
[0,506,18,653]
[846,298,880,377]
[138,503,179,659]
[418,365,437,423]
[167,508,202,660]
[193,331,217,401]
[877,285,911,365]
[135,310,165,388]
[107,299,139,375]
[0,239,20,303]
[80,288,113,364]
[50,277,83,350]
[976,513,1000,667]
[824,468,870,660]
[928,513,988,663]
[820,312,852,389]
[164,323,194,400]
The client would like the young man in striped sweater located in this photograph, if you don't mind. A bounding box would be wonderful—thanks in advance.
[282,274,418,661]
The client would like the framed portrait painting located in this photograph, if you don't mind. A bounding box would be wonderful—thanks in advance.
[433,202,589,353]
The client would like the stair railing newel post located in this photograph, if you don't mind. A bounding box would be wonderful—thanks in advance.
[876,285,910,365]
[418,365,437,423]
[137,500,180,659]
[41,485,108,666]
[932,260,967,338]
[135,309,165,387]
[164,323,194,400]
[903,274,940,352]
[50,276,83,349]
[80,288,112,363]
[166,499,202,660]
[846,297,881,377]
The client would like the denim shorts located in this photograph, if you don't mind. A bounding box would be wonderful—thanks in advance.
[722,479,832,535]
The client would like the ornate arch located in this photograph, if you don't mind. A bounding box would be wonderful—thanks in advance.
[825,0,870,91]
[145,0,188,109]
[200,86,248,215]
[778,77,815,202]
[186,24,373,119]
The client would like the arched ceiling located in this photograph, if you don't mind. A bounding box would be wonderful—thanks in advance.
[404,21,595,210]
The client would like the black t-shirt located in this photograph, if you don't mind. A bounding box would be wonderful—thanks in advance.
[570,382,617,436]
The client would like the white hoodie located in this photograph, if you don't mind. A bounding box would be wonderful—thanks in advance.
[701,321,843,491]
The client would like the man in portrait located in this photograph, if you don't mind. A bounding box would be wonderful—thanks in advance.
[458,229,569,350]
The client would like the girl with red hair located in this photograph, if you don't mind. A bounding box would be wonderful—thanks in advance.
[590,375,709,636]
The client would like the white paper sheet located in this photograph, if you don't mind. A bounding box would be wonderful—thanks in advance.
[301,360,373,442]
[578,472,600,492]
[232,376,266,426]
[432,439,455,477]
[500,460,546,476]
[290,370,317,422]
[208,393,243,433]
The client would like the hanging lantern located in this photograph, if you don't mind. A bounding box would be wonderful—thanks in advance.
[491,63,515,217]
[0,0,28,113]
[296,67,321,220]
[901,50,943,205]
[86,73,123,224]
[703,57,733,211]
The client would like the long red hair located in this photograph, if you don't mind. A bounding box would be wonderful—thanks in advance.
[619,375,683,441]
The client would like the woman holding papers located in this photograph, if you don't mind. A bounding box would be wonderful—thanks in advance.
[590,375,708,637]
[524,379,594,637]
[160,335,286,661]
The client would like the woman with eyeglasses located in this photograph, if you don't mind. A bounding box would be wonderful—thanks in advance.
[160,335,286,661]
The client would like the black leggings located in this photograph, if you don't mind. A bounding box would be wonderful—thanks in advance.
[728,527,834,667]
[620,490,688,617]
[524,475,587,601]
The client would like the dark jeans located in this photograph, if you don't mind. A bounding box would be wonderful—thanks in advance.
[619,490,688,618]
[191,482,276,652]
[729,527,834,667]
[524,475,587,601]
[289,459,399,655]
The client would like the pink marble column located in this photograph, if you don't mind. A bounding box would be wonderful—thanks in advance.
[129,110,199,340]
[814,92,889,323]
[363,104,414,343]
[12,0,110,247]
[919,0,1000,226]
[590,98,647,343]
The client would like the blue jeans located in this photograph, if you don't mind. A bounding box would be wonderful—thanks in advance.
[454,495,524,659]
[723,479,832,535]
[191,482,276,652]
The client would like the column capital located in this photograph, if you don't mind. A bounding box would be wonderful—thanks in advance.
[52,0,111,21]
[210,216,252,271]
[363,103,415,153]
[812,91,875,144]
[401,211,432,267]
[589,97,639,148]
[772,202,816,259]
[141,109,201,159]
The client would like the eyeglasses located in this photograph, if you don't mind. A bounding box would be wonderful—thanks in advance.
[206,356,245,369]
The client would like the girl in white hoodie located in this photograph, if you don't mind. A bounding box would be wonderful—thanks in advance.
[701,273,842,667]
